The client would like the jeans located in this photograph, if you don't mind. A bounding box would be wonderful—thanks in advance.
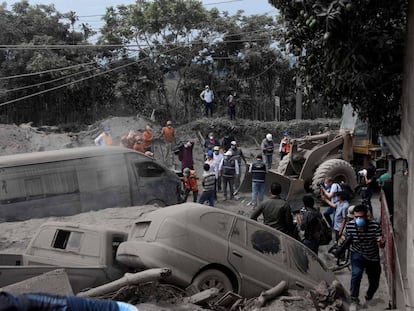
[251,182,265,206]
[198,190,215,207]
[228,107,236,120]
[350,251,381,299]
[264,154,273,169]
[323,206,334,228]
[163,142,174,167]
[222,176,234,199]
[204,102,213,117]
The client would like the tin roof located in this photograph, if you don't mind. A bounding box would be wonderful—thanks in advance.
[383,135,405,159]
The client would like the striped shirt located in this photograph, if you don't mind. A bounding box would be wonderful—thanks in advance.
[344,219,382,261]
[201,172,216,191]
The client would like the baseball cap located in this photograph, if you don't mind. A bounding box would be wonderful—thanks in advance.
[166,120,172,125]
[213,146,220,151]
[231,141,237,146]
[266,133,272,140]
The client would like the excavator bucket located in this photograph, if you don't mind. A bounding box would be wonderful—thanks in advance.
[237,166,307,212]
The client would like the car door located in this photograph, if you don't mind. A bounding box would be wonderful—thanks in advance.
[227,218,289,298]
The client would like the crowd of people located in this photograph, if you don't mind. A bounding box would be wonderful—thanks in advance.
[93,120,386,306]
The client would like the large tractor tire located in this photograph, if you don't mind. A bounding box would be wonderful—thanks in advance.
[311,159,357,195]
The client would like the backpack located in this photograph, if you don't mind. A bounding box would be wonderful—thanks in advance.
[317,213,333,245]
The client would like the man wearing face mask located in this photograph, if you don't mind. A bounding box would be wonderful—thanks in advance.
[340,204,385,304]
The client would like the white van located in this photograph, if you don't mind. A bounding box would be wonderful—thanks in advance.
[0,147,182,221]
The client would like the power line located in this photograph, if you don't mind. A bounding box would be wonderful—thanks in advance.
[0,47,182,107]
[0,28,277,82]
[0,60,97,80]
[3,65,99,93]
[0,38,276,50]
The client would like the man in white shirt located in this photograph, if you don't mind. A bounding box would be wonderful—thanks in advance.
[320,176,342,228]
[213,146,223,195]
[200,85,214,117]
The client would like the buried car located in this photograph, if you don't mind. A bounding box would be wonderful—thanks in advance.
[116,203,337,298]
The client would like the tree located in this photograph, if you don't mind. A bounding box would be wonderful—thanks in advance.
[0,1,108,125]
[269,0,407,134]
[99,1,295,123]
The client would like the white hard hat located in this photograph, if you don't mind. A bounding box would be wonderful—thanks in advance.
[225,150,233,156]
[266,133,272,140]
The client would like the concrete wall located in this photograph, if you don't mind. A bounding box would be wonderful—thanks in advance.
[400,1,414,309]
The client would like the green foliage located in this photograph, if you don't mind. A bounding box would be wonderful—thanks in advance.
[269,0,407,134]
[0,0,296,126]
[0,1,108,125]
[98,0,295,123]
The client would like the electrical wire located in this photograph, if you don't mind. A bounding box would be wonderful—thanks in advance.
[0,37,276,50]
[0,28,277,83]
[0,47,181,107]
[240,57,280,81]
[0,60,97,80]
[3,65,100,93]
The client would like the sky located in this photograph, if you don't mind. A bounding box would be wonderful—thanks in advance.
[4,0,278,34]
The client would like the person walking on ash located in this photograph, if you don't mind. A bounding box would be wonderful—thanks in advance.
[251,182,296,237]
[219,150,239,200]
[198,163,216,207]
[338,204,385,304]
[182,167,198,203]
[249,154,267,208]
[161,120,176,168]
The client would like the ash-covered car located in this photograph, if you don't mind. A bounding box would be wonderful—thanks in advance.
[116,203,337,298]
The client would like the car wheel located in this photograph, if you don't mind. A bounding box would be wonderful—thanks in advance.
[192,269,234,294]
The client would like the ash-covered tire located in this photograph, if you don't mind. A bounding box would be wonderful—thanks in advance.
[192,269,234,295]
[276,155,290,174]
[311,159,357,195]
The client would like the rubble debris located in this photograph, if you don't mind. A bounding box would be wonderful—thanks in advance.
[184,288,220,305]
[255,280,288,308]
[3,269,73,295]
[77,268,172,298]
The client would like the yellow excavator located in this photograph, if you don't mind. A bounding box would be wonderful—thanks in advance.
[237,104,383,209]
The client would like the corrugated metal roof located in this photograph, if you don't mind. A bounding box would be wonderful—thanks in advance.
[383,135,405,159]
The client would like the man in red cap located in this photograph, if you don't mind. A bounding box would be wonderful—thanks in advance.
[161,120,176,168]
